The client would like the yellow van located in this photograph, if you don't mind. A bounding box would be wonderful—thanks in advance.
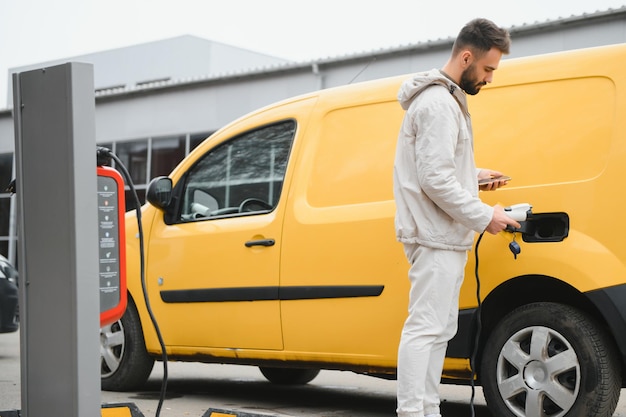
[100,44,626,417]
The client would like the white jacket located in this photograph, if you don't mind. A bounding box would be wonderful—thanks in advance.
[393,69,493,251]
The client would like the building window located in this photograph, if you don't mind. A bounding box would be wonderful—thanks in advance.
[0,153,12,192]
[116,139,148,185]
[151,135,185,177]
[190,132,211,151]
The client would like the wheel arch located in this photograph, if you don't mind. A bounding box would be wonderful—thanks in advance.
[476,274,624,384]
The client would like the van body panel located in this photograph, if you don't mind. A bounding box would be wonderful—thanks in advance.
[279,81,406,361]
[473,76,614,186]
[146,211,284,350]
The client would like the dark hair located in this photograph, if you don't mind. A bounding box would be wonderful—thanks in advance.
[452,18,511,57]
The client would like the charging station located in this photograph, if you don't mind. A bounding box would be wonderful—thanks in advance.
[97,165,127,327]
[10,63,137,417]
[13,62,101,417]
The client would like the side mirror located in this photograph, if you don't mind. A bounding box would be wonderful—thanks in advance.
[146,176,173,210]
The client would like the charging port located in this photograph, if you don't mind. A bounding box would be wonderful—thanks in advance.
[521,212,569,243]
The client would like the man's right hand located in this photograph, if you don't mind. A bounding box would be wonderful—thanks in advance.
[485,204,521,235]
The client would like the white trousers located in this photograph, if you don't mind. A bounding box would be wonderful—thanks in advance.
[396,243,467,417]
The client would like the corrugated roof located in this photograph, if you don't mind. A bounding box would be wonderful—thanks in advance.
[93,6,626,99]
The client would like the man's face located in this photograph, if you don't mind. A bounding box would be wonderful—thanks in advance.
[460,47,503,95]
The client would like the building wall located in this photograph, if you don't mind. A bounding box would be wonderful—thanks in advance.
[1,9,626,262]
[94,70,321,142]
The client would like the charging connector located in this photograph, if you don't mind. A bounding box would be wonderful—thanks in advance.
[504,203,532,232]
[504,203,532,222]
[503,203,533,259]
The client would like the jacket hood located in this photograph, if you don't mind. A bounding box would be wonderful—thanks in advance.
[397,69,467,111]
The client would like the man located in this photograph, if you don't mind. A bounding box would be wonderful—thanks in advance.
[393,18,520,417]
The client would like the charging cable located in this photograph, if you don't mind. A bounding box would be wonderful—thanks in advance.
[97,146,169,417]
[469,232,484,417]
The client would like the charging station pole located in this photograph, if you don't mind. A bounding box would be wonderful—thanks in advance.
[12,63,100,416]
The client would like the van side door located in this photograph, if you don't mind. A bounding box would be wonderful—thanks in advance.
[280,99,408,361]
[145,121,296,351]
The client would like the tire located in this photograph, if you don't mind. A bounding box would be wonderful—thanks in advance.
[480,302,620,417]
[101,297,155,391]
[259,367,320,385]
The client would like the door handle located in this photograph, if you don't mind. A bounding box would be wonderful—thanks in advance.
[245,238,275,247]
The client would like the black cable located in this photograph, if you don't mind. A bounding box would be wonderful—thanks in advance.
[97,146,168,417]
[469,232,485,417]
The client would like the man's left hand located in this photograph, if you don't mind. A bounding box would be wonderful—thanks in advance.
[478,169,510,191]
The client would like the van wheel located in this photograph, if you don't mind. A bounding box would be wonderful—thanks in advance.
[259,367,320,385]
[101,297,154,391]
[480,302,620,417]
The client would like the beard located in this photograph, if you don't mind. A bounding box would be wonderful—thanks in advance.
[459,64,487,95]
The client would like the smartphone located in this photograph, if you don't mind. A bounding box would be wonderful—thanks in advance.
[478,175,511,185]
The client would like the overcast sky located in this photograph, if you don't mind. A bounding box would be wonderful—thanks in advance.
[2,0,626,103]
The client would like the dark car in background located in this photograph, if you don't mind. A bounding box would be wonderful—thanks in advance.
[0,254,18,333]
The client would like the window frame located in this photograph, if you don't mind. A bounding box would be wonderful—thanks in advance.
[166,120,296,224]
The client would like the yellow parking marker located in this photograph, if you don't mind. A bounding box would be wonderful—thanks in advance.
[101,407,132,417]
[101,403,144,417]
[1,404,144,417]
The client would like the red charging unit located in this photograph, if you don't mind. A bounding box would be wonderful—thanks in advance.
[97,165,127,326]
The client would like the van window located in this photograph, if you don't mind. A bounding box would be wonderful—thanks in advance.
[179,120,296,221]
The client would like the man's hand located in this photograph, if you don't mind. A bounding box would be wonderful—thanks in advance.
[478,169,510,191]
[485,204,521,235]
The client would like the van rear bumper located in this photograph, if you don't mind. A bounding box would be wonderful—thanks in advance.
[585,284,626,363]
